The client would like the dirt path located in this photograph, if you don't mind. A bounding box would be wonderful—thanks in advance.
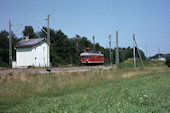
[0,65,113,76]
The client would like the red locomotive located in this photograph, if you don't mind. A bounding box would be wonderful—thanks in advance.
[80,48,104,64]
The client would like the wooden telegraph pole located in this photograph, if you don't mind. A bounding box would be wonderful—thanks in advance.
[46,15,51,72]
[133,34,136,69]
[92,35,95,52]
[9,20,12,68]
[109,35,112,66]
[133,34,144,69]
[116,31,119,65]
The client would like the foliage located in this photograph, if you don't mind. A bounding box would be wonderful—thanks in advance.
[118,58,141,68]
[0,26,147,67]
[119,47,145,63]
[0,30,9,67]
[0,30,20,67]
[165,57,170,67]
[148,59,165,67]
[118,58,166,69]
[22,26,37,38]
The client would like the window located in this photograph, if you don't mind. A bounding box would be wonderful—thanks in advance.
[92,56,94,59]
[35,57,37,63]
[81,56,84,59]
[85,56,88,59]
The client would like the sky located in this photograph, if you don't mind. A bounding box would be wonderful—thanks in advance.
[0,0,170,57]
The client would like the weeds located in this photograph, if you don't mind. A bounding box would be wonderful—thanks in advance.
[0,61,170,112]
[0,66,169,99]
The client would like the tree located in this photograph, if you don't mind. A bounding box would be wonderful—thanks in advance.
[38,27,47,38]
[0,30,9,67]
[165,57,170,67]
[36,27,147,66]
[1,25,148,67]
[11,32,21,61]
[22,26,37,38]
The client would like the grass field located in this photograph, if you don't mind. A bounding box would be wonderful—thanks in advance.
[0,62,170,112]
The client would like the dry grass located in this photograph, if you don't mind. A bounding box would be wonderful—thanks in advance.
[0,66,169,99]
[121,67,168,78]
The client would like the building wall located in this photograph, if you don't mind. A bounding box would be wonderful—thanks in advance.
[16,42,48,67]
[158,57,166,61]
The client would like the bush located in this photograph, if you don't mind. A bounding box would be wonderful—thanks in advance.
[28,65,35,68]
[165,57,170,67]
[148,59,165,67]
[117,58,146,69]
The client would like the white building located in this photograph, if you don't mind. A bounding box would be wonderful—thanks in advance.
[158,57,166,61]
[12,37,49,68]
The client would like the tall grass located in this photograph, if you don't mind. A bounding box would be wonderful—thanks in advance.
[0,59,170,112]
[0,66,169,100]
[118,58,166,69]
[0,67,170,112]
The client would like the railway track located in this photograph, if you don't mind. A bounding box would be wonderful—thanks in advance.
[0,65,113,75]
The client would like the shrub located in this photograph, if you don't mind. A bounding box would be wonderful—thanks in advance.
[148,59,165,67]
[28,65,35,68]
[165,57,170,67]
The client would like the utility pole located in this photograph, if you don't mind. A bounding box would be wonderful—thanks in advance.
[92,35,95,52]
[133,34,136,69]
[9,20,12,68]
[133,34,144,69]
[145,44,147,61]
[109,34,112,66]
[158,49,160,59]
[46,15,50,70]
[116,31,119,65]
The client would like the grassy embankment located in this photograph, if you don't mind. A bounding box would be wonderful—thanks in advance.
[0,59,170,112]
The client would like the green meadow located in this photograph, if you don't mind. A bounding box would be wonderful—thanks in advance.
[0,59,170,113]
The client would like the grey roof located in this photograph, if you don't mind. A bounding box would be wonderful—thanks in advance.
[80,52,104,56]
[15,38,46,48]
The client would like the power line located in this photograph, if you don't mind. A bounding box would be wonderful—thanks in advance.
[145,44,148,61]
[14,24,24,33]
[36,22,47,34]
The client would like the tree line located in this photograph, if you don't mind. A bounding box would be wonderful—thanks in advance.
[0,26,146,67]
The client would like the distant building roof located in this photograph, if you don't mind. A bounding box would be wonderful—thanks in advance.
[15,38,46,48]
[150,53,170,59]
